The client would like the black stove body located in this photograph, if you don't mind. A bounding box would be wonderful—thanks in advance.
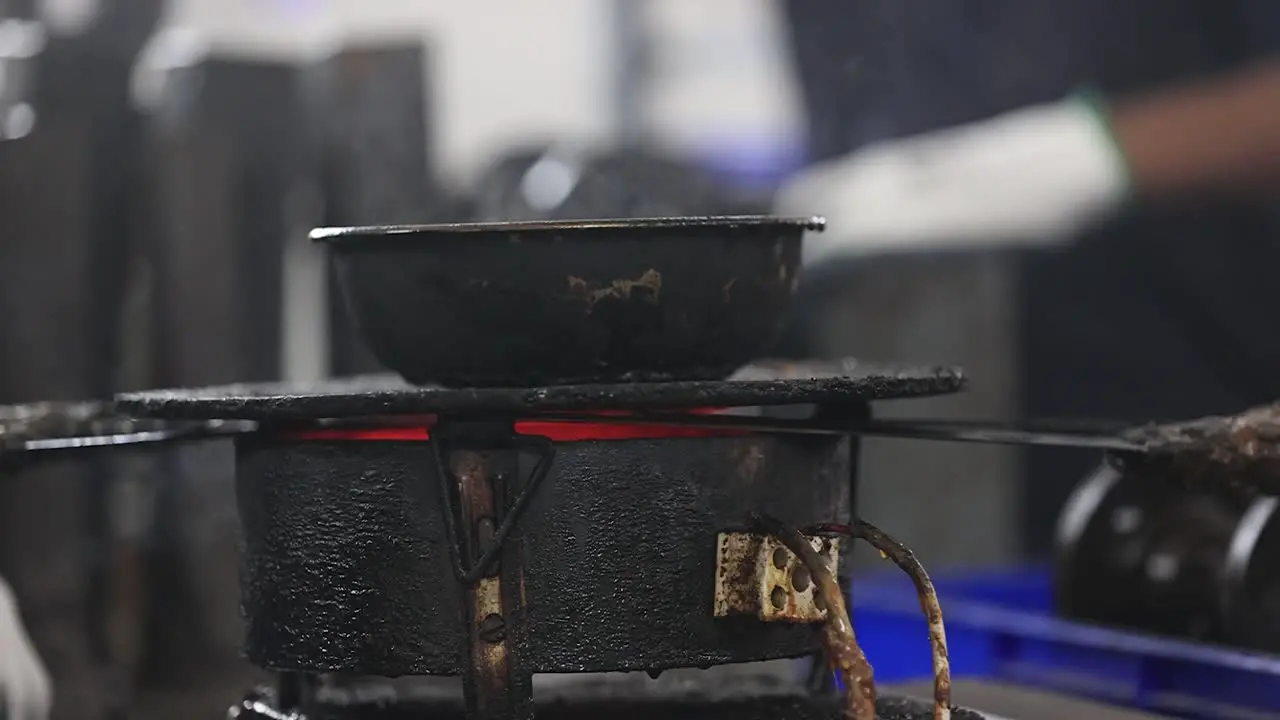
[116,360,975,720]
[237,420,852,678]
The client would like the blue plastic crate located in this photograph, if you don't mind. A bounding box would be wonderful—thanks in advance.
[853,565,1280,719]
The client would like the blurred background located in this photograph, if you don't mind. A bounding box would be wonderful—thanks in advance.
[5,0,1274,718]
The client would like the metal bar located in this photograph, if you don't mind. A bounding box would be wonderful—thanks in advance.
[3,408,1144,456]
[449,442,534,720]
[520,413,1144,452]
[854,419,1141,452]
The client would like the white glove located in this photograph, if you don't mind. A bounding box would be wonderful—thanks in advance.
[776,95,1131,266]
[0,576,52,720]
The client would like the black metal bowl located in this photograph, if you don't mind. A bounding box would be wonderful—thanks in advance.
[313,216,823,387]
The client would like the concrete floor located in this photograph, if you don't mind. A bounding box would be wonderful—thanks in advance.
[887,680,1170,720]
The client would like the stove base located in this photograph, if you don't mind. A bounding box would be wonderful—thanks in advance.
[231,676,988,720]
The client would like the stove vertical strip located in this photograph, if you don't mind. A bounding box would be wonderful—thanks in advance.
[496,442,535,718]
[449,441,535,720]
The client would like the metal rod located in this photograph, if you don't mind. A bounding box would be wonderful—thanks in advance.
[528,413,1145,452]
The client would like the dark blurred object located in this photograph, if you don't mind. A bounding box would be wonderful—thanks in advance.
[0,116,108,720]
[307,40,436,229]
[473,144,769,222]
[0,3,163,716]
[305,39,452,376]
[1053,462,1280,652]
[0,0,33,20]
[73,0,163,54]
[136,37,305,704]
[142,49,303,388]
[0,19,40,122]
[1221,497,1280,653]
[1055,464,1239,642]
[317,216,815,387]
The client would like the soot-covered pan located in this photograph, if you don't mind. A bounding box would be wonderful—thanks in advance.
[312,215,824,387]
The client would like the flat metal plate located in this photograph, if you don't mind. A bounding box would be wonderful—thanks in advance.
[115,359,964,421]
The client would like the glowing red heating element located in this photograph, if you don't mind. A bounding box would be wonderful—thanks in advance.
[283,408,750,443]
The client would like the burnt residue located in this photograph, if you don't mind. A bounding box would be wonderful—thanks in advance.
[317,216,816,387]
[566,269,663,310]
[731,440,768,487]
[1116,403,1280,497]
[713,533,763,616]
[114,360,965,421]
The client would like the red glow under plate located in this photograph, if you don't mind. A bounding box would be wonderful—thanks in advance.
[281,409,748,443]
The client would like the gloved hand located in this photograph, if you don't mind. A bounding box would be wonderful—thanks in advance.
[776,95,1132,266]
[0,576,52,720]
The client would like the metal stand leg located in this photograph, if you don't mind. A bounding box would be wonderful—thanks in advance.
[437,424,543,720]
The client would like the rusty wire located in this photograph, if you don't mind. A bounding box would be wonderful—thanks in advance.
[816,520,952,720]
[752,513,876,720]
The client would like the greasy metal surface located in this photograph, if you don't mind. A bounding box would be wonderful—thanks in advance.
[314,216,820,386]
[714,532,837,623]
[234,431,852,675]
[1,400,125,442]
[115,360,964,420]
[253,676,989,720]
[0,400,252,456]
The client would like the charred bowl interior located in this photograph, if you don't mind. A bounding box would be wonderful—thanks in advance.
[312,215,823,387]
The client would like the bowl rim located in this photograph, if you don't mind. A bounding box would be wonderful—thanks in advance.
[309,215,826,245]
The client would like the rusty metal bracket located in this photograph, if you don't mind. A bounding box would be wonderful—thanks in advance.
[439,431,536,720]
[431,430,556,584]
[713,531,839,623]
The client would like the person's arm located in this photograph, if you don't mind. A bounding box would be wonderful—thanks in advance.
[775,57,1280,263]
[1112,60,1280,198]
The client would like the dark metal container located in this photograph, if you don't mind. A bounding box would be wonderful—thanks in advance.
[313,216,823,387]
